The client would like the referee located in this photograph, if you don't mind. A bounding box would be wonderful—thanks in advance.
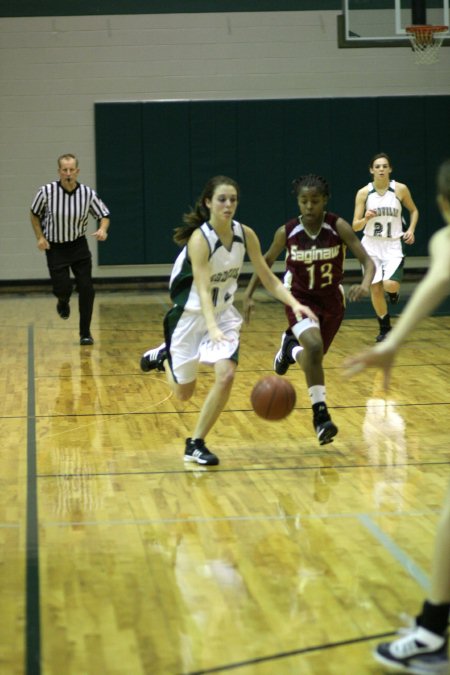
[30,153,110,345]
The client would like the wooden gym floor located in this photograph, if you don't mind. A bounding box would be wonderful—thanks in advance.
[1,288,449,675]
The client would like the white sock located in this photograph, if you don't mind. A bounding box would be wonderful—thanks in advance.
[308,385,326,406]
[292,345,304,362]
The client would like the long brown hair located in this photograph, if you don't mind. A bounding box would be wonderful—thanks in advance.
[173,176,240,246]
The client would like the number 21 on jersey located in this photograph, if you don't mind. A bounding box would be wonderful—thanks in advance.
[373,221,392,238]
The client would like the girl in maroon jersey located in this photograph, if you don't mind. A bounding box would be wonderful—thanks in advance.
[244,174,375,445]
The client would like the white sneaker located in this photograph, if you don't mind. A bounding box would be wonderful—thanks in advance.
[374,625,448,674]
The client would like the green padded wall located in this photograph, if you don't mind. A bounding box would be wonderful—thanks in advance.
[95,96,450,266]
[95,103,146,264]
[189,101,240,195]
[3,1,444,17]
[423,96,450,242]
[328,98,378,241]
[236,101,286,251]
[0,1,341,18]
[142,101,191,265]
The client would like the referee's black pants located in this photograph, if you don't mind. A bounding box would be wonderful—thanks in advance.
[45,236,95,338]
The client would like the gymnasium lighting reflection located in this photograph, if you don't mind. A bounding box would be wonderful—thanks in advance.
[363,375,407,511]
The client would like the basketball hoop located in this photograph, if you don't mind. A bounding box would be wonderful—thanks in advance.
[405,25,447,64]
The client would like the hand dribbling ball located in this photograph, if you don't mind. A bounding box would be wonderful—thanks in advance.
[251,375,296,421]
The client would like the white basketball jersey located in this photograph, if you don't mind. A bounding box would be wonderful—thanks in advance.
[169,220,247,313]
[364,180,404,240]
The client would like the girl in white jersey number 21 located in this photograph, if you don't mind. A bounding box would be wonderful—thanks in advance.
[353,153,419,342]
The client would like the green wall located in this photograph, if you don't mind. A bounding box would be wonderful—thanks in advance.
[1,0,443,18]
[95,96,450,265]
[0,1,340,18]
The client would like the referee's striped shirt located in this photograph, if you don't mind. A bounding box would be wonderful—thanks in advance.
[30,181,110,243]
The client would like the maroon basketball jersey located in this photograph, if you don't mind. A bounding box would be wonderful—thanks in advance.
[283,212,345,300]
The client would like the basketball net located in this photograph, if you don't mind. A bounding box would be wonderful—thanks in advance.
[405,25,447,65]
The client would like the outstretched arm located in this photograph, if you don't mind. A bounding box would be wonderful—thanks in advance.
[243,225,286,322]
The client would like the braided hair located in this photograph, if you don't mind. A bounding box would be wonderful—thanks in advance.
[291,174,330,198]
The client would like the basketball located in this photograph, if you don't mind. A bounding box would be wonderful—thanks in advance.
[250,375,296,421]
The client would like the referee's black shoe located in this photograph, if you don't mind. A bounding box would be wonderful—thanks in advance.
[80,334,94,346]
[56,299,70,320]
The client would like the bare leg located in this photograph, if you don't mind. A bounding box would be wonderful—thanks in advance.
[383,279,400,296]
[296,326,324,386]
[163,356,236,439]
[295,325,337,445]
[371,281,388,317]
[193,359,236,439]
[164,361,196,401]
[430,482,450,604]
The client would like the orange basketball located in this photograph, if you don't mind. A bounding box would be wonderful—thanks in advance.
[251,375,296,421]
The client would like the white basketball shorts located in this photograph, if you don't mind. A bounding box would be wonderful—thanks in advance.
[167,304,243,384]
[361,235,404,285]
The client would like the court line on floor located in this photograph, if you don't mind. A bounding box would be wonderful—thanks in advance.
[179,630,396,674]
[26,324,41,675]
[358,513,430,592]
[37,457,450,478]
[29,398,450,422]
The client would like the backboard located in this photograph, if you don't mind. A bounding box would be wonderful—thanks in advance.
[338,0,450,47]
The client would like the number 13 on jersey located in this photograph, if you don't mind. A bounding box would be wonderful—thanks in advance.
[306,262,334,290]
